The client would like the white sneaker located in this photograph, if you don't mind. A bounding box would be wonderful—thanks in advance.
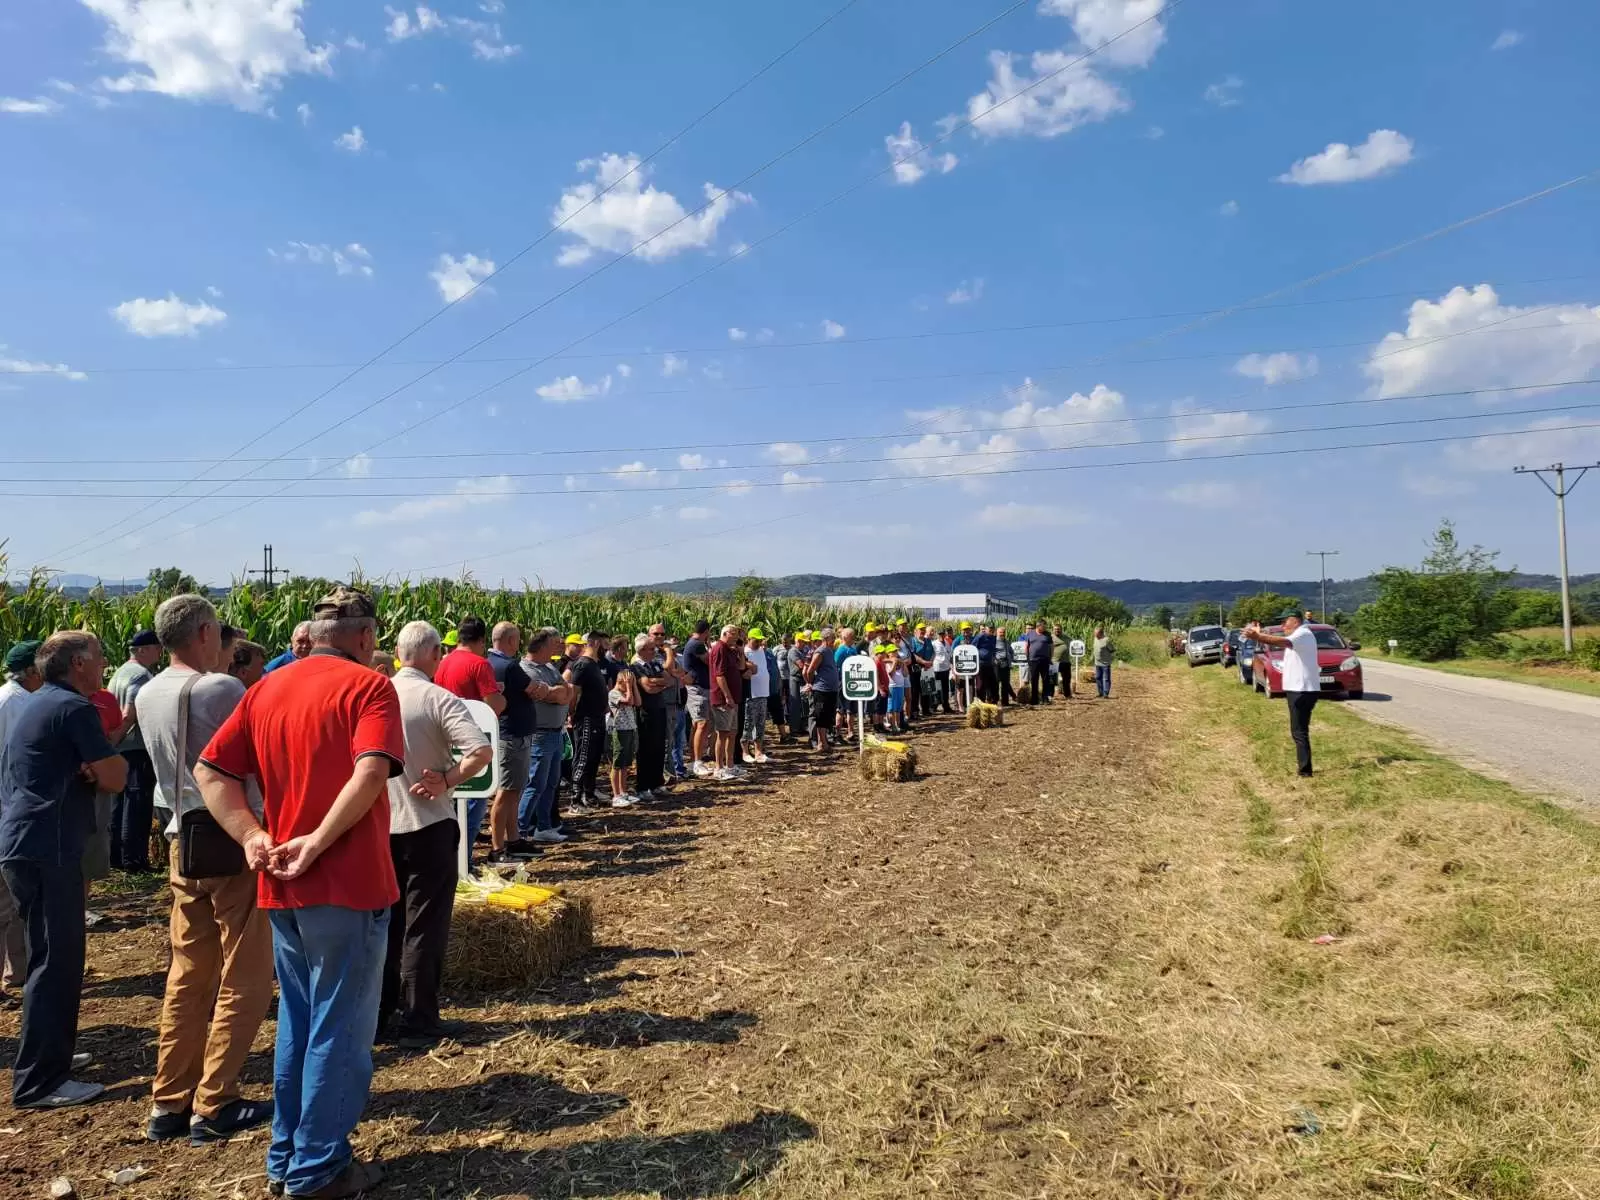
[691,762,714,778]
[714,767,738,781]
[19,1079,104,1109]
[752,753,770,764]
[608,795,636,809]
[532,828,569,844]
[71,1052,90,1070]
[727,765,750,778]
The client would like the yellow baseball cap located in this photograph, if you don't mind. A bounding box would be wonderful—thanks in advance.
[959,620,973,629]
[564,633,583,645]
[442,629,459,646]
[748,627,765,640]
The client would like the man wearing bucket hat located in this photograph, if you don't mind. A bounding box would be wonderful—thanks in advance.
[196,586,404,1198]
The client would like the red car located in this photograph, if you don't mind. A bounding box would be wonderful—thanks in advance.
[1251,624,1364,699]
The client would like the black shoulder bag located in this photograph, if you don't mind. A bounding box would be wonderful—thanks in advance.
[175,674,245,879]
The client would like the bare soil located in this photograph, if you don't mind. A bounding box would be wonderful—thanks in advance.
[0,678,1174,1200]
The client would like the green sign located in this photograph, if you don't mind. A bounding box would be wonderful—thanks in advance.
[841,656,879,701]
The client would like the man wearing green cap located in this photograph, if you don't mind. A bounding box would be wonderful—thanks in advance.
[1244,612,1321,777]
[0,640,43,1003]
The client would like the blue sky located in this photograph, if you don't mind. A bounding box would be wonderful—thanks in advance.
[3,0,1599,589]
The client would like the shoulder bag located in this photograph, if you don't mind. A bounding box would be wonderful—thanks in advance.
[175,674,245,879]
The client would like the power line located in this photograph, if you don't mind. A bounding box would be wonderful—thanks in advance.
[16,403,1599,498]
[1512,461,1599,652]
[52,2,1173,565]
[19,270,1597,377]
[16,382,1599,484]
[34,0,881,563]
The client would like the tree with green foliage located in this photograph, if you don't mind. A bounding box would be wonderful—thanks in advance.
[1357,521,1514,660]
[1182,602,1226,629]
[1037,588,1132,627]
[146,566,200,597]
[730,575,771,609]
[1149,604,1174,630]
[1227,591,1302,627]
[1502,588,1566,630]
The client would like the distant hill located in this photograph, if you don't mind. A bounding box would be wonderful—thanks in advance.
[588,570,1600,615]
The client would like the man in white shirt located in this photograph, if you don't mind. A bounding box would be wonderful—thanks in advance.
[742,629,772,765]
[382,621,491,1049]
[1245,612,1321,777]
[0,639,43,1000]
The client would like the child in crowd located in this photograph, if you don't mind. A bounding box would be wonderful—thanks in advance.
[608,658,640,808]
[884,642,908,734]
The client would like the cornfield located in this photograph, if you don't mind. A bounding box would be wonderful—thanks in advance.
[0,555,928,657]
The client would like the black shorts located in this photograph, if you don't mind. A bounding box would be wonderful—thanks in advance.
[808,690,838,735]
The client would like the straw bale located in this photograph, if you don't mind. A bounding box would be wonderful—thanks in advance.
[860,743,917,782]
[444,893,593,993]
[965,701,1004,729]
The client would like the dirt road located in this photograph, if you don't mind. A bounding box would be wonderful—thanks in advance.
[1354,659,1600,806]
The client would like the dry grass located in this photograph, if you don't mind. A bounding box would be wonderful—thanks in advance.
[858,742,917,782]
[964,700,1003,728]
[444,895,595,993]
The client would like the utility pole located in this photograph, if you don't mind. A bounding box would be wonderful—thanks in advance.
[1306,549,1339,623]
[1514,462,1597,653]
[249,544,286,592]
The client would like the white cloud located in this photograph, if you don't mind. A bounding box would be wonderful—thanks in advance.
[1491,30,1523,50]
[1364,284,1600,399]
[701,361,724,381]
[767,442,810,465]
[1169,403,1270,455]
[821,319,846,340]
[1165,480,1243,508]
[781,470,822,490]
[1143,124,1164,139]
[756,328,774,342]
[884,120,958,184]
[1443,416,1600,473]
[1,96,62,115]
[385,4,519,59]
[82,0,333,112]
[946,278,985,304]
[342,452,373,478]
[295,101,311,124]
[271,241,374,277]
[971,502,1086,529]
[728,327,747,342]
[551,152,751,265]
[0,347,87,381]
[429,252,494,302]
[343,35,366,50]
[615,362,632,378]
[1276,129,1414,185]
[1203,75,1243,107]
[205,285,222,297]
[353,475,513,526]
[385,5,443,40]
[678,453,707,470]
[535,373,612,403]
[470,35,520,61]
[334,125,366,153]
[959,47,1128,139]
[1219,199,1239,217]
[661,353,688,377]
[610,461,659,485]
[112,293,227,337]
[1234,351,1317,386]
[678,506,716,521]
[1039,0,1167,68]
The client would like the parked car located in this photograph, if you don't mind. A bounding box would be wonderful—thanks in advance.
[1220,629,1242,667]
[1251,624,1364,699]
[1185,625,1227,667]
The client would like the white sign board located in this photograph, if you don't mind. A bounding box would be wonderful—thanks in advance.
[952,644,980,678]
[1010,640,1028,661]
[455,698,500,880]
[841,655,879,701]
[1069,638,1087,658]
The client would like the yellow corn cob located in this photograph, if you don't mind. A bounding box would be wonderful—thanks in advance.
[504,884,559,905]
[486,891,534,911]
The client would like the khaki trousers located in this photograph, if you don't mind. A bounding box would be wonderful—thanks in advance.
[151,842,274,1118]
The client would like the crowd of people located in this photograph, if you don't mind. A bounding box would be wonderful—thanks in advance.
[0,591,1114,1198]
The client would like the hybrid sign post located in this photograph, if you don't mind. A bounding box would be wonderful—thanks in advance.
[841,655,879,755]
[952,643,980,707]
[455,699,501,880]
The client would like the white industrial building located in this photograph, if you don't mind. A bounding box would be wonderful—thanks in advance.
[825,593,1021,622]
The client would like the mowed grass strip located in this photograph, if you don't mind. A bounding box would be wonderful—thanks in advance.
[1103,664,1600,1198]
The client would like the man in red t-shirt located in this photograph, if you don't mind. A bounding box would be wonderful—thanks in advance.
[197,587,403,1199]
[705,625,743,780]
[431,617,503,857]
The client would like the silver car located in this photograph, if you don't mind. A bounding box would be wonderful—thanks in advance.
[1185,625,1226,667]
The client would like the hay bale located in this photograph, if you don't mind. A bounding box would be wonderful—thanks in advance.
[445,893,593,993]
[965,701,1004,729]
[860,742,917,782]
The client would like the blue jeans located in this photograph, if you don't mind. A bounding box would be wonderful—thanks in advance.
[464,796,487,855]
[1095,665,1112,697]
[667,706,687,777]
[267,906,388,1194]
[518,729,565,835]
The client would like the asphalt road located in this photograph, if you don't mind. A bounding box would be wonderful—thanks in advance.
[1350,660,1600,807]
